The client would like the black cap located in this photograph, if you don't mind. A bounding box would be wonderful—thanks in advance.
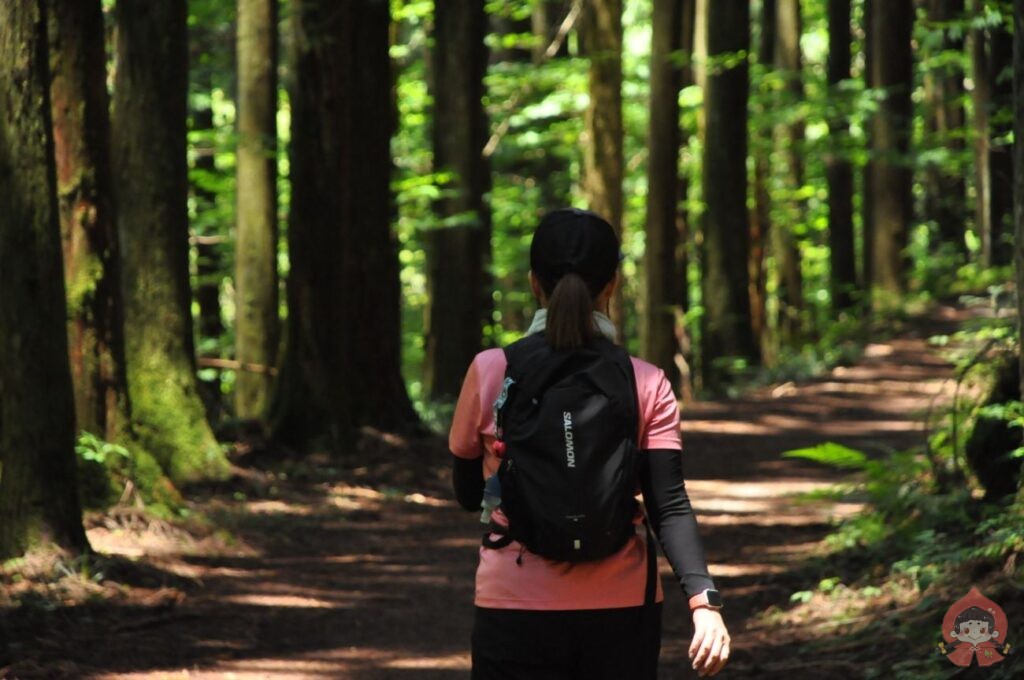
[530,208,621,295]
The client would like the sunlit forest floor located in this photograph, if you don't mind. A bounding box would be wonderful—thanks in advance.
[2,303,1000,679]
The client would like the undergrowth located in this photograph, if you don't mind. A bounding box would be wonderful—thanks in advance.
[771,303,1023,678]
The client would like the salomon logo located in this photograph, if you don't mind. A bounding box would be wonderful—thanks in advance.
[563,411,576,468]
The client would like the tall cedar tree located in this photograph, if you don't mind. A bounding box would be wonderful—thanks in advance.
[750,0,775,347]
[531,0,573,214]
[773,0,805,338]
[235,0,280,419]
[424,0,491,400]
[970,0,1013,266]
[271,0,416,450]
[0,0,89,559]
[112,0,229,483]
[922,0,967,257]
[1013,0,1024,472]
[972,0,992,264]
[826,0,857,312]
[868,0,914,305]
[988,17,1014,266]
[581,0,625,325]
[861,0,874,289]
[642,0,691,390]
[701,0,759,387]
[47,0,132,441]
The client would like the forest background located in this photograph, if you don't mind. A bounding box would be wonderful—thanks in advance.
[2,0,1024,676]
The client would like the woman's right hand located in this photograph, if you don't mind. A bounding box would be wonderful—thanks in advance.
[689,607,730,677]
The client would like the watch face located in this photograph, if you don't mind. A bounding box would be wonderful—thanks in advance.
[706,590,723,607]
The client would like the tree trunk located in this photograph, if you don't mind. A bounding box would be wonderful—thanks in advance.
[47,0,132,442]
[868,0,914,307]
[642,0,691,389]
[112,0,229,483]
[750,0,775,351]
[581,0,624,326]
[773,0,805,338]
[922,0,967,258]
[826,0,857,313]
[235,0,279,420]
[701,0,758,388]
[861,0,875,292]
[423,0,492,400]
[271,0,417,451]
[988,20,1014,265]
[1013,0,1024,496]
[972,0,993,265]
[531,0,573,214]
[0,0,90,559]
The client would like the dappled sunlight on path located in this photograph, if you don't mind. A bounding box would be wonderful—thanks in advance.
[1,308,965,680]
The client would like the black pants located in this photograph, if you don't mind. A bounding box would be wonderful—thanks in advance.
[471,604,663,680]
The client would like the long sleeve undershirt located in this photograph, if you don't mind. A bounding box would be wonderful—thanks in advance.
[450,448,716,598]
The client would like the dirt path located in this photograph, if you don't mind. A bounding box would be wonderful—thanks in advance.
[0,307,964,679]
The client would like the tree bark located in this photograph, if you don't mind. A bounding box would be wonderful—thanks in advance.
[424,0,492,400]
[988,20,1014,265]
[861,0,874,292]
[642,0,691,390]
[1012,0,1024,493]
[271,0,417,451]
[47,0,132,442]
[868,0,914,307]
[773,0,805,338]
[0,0,90,559]
[581,0,624,326]
[701,0,758,388]
[922,0,967,258]
[750,0,775,350]
[972,0,993,266]
[235,0,279,420]
[826,0,857,313]
[112,0,229,483]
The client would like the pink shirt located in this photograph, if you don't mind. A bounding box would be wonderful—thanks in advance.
[449,347,683,610]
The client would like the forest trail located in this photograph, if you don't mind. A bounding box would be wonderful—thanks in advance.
[1,306,966,680]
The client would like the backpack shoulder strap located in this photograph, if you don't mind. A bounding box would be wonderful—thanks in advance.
[591,338,640,446]
[502,333,573,402]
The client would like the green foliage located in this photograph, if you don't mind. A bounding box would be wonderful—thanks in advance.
[75,431,131,466]
[74,432,184,515]
[782,442,868,470]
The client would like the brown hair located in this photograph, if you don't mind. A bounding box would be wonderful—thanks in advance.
[544,273,595,351]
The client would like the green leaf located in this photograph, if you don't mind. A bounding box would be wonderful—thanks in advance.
[781,442,868,470]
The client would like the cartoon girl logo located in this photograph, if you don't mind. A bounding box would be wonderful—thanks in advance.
[938,587,1012,667]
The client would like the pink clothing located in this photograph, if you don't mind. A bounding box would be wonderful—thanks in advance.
[449,347,683,610]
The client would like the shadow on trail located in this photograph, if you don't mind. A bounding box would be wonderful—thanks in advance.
[1,308,967,679]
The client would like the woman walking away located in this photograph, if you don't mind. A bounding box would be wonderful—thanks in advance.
[450,208,730,679]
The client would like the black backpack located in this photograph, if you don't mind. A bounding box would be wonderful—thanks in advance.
[485,333,641,563]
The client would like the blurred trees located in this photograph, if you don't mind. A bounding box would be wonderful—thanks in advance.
[423,0,491,401]
[47,0,131,444]
[642,0,693,389]
[112,0,229,483]
[234,0,280,420]
[867,0,914,305]
[271,0,416,453]
[701,0,758,387]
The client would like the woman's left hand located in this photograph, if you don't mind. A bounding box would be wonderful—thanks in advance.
[689,607,730,677]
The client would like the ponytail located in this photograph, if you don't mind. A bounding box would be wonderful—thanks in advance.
[545,273,594,351]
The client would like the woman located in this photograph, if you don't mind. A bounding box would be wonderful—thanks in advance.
[450,208,729,679]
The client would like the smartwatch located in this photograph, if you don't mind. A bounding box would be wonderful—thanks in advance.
[688,588,723,611]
